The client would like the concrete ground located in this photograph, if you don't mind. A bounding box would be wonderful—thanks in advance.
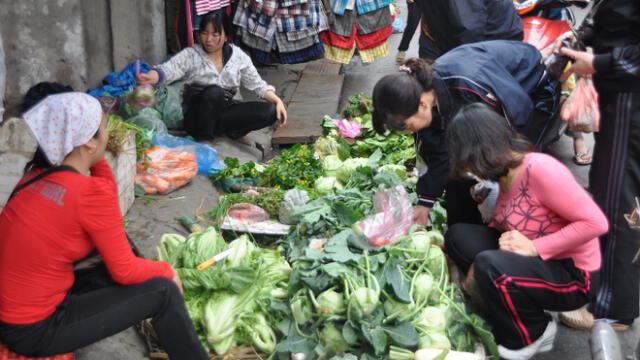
[76,3,639,359]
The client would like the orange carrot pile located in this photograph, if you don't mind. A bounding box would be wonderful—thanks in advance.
[135,146,198,195]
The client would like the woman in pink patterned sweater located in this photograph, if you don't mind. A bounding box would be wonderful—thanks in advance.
[443,103,608,360]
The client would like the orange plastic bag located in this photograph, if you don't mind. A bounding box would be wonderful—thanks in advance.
[560,76,600,133]
[135,146,198,195]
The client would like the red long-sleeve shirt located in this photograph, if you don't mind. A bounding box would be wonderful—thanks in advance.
[0,158,173,324]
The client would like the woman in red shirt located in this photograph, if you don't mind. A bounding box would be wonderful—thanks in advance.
[443,103,608,360]
[0,92,208,359]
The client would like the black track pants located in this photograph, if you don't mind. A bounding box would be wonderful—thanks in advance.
[445,223,592,349]
[589,91,640,323]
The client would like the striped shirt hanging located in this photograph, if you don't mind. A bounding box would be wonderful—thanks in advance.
[195,0,230,15]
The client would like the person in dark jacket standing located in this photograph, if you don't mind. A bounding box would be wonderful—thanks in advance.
[372,40,556,226]
[414,0,523,59]
[559,0,640,332]
[395,0,421,63]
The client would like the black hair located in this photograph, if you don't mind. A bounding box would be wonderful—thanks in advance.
[21,82,100,172]
[198,9,230,38]
[21,82,74,112]
[445,103,533,181]
[372,58,435,135]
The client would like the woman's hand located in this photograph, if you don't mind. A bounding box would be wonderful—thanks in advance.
[413,205,431,227]
[264,90,288,127]
[499,230,539,257]
[137,70,159,85]
[275,99,288,127]
[171,267,184,294]
[560,48,596,77]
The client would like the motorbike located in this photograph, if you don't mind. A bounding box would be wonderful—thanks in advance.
[512,0,589,150]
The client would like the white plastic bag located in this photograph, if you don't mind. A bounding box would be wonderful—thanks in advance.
[354,185,414,247]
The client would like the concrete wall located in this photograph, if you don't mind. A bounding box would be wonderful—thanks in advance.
[0,0,167,118]
[0,36,5,119]
[0,118,38,212]
[0,0,168,210]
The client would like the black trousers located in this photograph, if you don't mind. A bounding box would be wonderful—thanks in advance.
[397,1,420,52]
[418,32,444,60]
[445,223,592,349]
[0,252,208,359]
[443,178,484,227]
[184,84,278,140]
[589,92,640,323]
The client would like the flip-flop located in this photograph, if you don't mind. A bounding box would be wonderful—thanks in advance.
[573,150,592,166]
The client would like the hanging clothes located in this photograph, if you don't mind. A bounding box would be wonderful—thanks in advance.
[320,2,393,64]
[195,0,231,15]
[331,6,390,37]
[330,0,390,16]
[233,0,328,64]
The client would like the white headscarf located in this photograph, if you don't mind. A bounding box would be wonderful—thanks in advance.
[23,92,103,166]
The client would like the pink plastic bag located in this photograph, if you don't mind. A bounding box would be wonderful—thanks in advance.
[227,203,270,223]
[354,185,414,247]
[332,119,363,138]
[560,77,600,133]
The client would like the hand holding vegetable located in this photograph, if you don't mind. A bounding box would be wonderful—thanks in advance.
[560,48,596,78]
[137,70,160,85]
[413,205,431,227]
[498,230,538,257]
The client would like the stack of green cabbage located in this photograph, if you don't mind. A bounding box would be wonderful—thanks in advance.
[157,228,291,355]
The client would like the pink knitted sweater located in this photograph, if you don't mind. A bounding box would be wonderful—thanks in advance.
[490,152,608,271]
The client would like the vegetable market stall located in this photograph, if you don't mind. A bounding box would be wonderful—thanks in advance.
[144,94,499,360]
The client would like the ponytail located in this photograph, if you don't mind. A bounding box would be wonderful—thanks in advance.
[372,58,435,134]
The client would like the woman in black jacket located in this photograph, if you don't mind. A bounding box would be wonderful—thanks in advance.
[559,0,640,332]
[414,0,523,59]
[372,40,559,227]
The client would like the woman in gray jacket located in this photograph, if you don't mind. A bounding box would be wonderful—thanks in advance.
[138,10,287,141]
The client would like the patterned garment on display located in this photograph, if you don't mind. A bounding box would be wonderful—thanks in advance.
[358,40,388,62]
[330,6,390,37]
[323,43,356,63]
[329,0,391,16]
[320,25,391,50]
[195,0,231,14]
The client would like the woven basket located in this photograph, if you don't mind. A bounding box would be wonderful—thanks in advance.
[137,320,265,360]
[0,344,73,360]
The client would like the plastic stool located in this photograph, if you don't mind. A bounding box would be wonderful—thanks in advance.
[0,344,73,360]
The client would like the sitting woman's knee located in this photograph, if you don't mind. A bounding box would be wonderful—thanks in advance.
[472,250,504,279]
[146,277,180,297]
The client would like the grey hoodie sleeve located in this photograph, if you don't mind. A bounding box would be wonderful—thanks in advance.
[237,51,275,98]
[156,47,197,84]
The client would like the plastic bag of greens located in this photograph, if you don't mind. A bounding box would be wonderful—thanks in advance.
[154,82,184,130]
[353,185,413,247]
[127,107,168,134]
